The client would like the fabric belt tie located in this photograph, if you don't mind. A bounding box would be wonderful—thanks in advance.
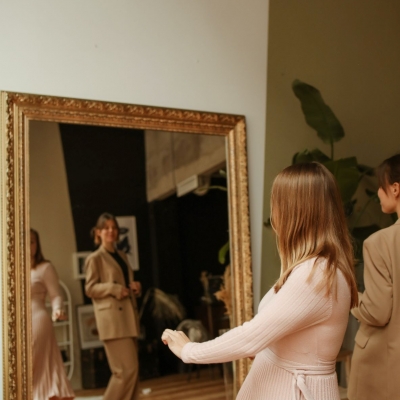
[264,348,335,400]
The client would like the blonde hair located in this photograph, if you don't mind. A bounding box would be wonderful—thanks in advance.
[271,162,358,308]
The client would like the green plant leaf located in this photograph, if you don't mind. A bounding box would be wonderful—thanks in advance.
[292,79,345,145]
[365,189,380,203]
[292,148,331,164]
[352,224,381,242]
[343,199,357,217]
[358,164,375,177]
[218,240,230,264]
[323,157,360,203]
[352,224,381,261]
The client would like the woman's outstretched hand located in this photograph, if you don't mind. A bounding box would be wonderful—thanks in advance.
[161,329,191,359]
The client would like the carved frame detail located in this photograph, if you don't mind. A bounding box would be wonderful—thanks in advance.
[0,92,253,399]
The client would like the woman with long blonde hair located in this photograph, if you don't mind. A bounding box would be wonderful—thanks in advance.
[162,162,357,400]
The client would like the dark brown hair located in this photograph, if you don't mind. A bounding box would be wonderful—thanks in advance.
[271,162,358,308]
[30,228,47,268]
[91,212,120,246]
[376,154,400,193]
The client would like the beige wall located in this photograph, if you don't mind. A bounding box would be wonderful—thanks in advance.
[29,121,83,389]
[145,130,226,201]
[262,0,400,294]
[262,2,400,379]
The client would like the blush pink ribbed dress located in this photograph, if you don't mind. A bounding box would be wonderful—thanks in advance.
[182,258,351,400]
[31,262,75,400]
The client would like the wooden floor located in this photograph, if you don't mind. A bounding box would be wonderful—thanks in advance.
[75,371,227,400]
[75,373,348,400]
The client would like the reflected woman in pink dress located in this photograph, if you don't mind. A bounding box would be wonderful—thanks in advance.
[30,229,75,400]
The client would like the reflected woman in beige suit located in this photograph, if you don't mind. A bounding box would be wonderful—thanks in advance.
[348,154,400,400]
[85,213,141,400]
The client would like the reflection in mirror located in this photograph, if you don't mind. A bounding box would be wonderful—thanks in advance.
[1,92,252,400]
[29,121,233,398]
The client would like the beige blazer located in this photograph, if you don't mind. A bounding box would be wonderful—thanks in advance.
[85,246,140,341]
[348,219,400,400]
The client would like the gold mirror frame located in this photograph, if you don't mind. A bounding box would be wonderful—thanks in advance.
[0,91,253,400]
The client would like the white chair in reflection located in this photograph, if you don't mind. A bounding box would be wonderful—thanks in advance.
[46,280,74,380]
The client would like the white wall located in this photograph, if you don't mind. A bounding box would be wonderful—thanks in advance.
[0,0,269,305]
[262,0,400,294]
[0,1,269,395]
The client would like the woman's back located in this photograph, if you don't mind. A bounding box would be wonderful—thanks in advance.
[268,258,350,366]
[181,258,350,399]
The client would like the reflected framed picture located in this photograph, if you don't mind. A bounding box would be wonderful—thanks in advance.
[72,251,91,280]
[76,304,103,349]
[116,215,140,271]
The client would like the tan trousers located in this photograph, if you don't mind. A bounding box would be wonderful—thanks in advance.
[103,337,139,400]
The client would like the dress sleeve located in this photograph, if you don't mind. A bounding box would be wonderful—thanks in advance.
[351,234,392,326]
[85,254,124,299]
[42,263,64,312]
[181,261,333,364]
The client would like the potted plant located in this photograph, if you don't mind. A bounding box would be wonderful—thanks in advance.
[273,80,396,289]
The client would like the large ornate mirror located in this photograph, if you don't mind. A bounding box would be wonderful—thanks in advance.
[0,92,253,400]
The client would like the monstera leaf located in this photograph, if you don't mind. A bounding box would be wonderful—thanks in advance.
[292,80,345,150]
[266,79,389,291]
[292,148,331,164]
[323,157,361,204]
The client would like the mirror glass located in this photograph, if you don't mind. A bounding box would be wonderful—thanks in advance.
[29,121,233,398]
[0,92,253,400]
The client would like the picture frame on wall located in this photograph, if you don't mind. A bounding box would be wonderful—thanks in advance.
[72,251,91,280]
[116,215,140,271]
[76,304,103,349]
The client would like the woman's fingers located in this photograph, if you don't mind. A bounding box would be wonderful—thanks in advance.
[161,329,181,345]
[160,329,190,359]
[161,329,175,343]
[161,331,171,343]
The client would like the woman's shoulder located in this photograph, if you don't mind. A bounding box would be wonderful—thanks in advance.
[292,257,323,274]
[292,257,340,282]
[35,261,53,271]
[365,221,400,246]
[34,261,57,279]
[86,248,103,262]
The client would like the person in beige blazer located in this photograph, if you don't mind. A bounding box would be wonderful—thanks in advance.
[348,154,400,400]
[85,213,141,400]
